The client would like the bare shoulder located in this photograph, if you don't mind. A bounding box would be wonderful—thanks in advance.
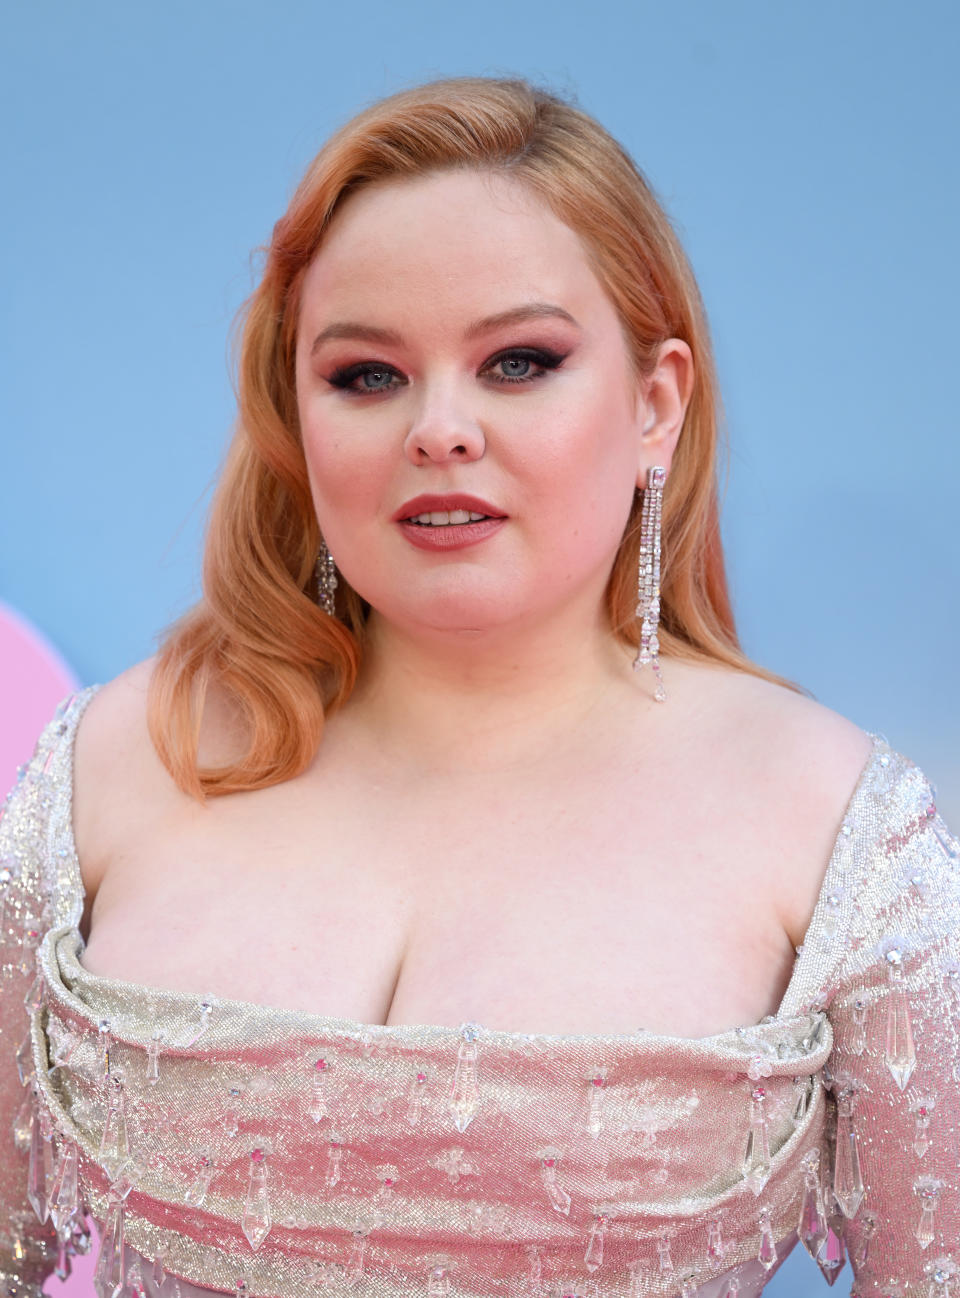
[72,657,167,899]
[712,667,874,783]
[74,652,252,850]
[703,665,875,946]
[74,658,156,787]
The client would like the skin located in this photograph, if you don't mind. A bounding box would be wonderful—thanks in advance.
[72,168,874,1039]
[294,168,692,774]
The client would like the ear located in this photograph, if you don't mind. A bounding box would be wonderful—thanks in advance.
[633,339,694,489]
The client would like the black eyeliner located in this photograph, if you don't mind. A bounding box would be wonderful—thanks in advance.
[326,346,569,395]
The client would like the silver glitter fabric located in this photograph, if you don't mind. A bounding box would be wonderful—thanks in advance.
[1,686,959,1298]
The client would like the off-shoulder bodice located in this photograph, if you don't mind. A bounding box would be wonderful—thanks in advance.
[2,687,959,1298]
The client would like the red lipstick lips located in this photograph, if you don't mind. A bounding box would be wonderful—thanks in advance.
[393,493,508,553]
[392,493,506,522]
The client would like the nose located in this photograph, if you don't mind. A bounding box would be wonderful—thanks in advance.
[402,391,486,466]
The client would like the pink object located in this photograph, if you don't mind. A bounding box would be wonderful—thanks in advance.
[0,600,80,799]
[398,515,507,551]
[43,1217,99,1296]
[391,492,507,521]
[0,603,90,1292]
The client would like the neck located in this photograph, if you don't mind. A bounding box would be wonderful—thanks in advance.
[334,604,642,776]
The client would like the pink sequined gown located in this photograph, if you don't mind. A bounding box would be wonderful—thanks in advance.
[2,688,959,1297]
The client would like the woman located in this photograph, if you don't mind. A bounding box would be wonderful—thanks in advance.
[2,75,957,1298]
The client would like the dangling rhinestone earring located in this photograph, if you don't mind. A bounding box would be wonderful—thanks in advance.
[632,465,666,702]
[315,536,338,618]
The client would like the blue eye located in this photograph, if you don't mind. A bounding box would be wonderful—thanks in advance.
[485,346,569,383]
[326,347,567,396]
[328,365,399,394]
[490,353,544,383]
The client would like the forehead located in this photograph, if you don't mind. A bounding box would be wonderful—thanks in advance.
[298,169,606,324]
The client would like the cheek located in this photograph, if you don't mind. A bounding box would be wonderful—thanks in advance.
[513,384,636,518]
[302,433,387,585]
[296,369,376,513]
[301,422,387,523]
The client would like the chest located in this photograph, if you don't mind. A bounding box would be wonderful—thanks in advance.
[79,759,799,1041]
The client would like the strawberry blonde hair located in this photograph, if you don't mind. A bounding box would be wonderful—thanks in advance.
[148,74,803,800]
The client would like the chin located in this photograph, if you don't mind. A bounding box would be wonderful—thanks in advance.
[393,601,520,639]
[386,584,511,623]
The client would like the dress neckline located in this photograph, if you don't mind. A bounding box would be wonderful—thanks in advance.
[45,683,889,1051]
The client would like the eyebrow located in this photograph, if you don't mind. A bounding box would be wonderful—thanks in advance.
[309,302,580,356]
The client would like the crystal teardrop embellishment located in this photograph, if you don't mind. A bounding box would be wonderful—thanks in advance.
[184,999,214,1047]
[126,1259,148,1298]
[850,999,868,1055]
[152,1255,166,1287]
[23,971,45,1014]
[656,1234,674,1273]
[241,1148,272,1251]
[98,1073,131,1176]
[406,1067,429,1127]
[325,1132,344,1188]
[223,1086,243,1138]
[27,1095,53,1223]
[914,1176,944,1249]
[884,955,917,1089]
[426,1259,452,1296]
[347,1228,368,1283]
[69,1217,94,1256]
[450,1024,481,1133]
[97,1019,113,1082]
[49,1140,80,1236]
[373,1168,400,1227]
[742,1085,772,1194]
[815,1221,846,1284]
[310,1056,331,1123]
[915,1120,931,1158]
[720,1277,741,1298]
[92,1197,126,1298]
[851,1211,878,1268]
[910,1094,935,1158]
[538,1148,572,1215]
[757,1207,778,1269]
[833,1089,865,1218]
[706,1217,726,1267]
[526,1246,543,1290]
[924,1258,959,1298]
[789,1076,810,1127]
[39,1107,57,1205]
[184,1154,215,1208]
[584,1211,610,1272]
[15,1031,34,1087]
[798,1149,829,1258]
[146,1030,163,1086]
[679,1272,698,1298]
[585,1068,607,1138]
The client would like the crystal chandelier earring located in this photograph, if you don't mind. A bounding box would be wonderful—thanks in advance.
[632,465,666,702]
[315,536,338,618]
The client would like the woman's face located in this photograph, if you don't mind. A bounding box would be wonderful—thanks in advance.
[295,168,684,643]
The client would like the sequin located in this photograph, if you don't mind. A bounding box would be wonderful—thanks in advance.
[0,689,958,1297]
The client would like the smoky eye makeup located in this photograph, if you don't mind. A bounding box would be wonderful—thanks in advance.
[324,344,571,396]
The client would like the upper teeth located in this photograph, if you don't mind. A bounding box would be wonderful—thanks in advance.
[411,510,489,525]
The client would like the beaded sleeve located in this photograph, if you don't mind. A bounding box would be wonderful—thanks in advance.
[0,700,80,1295]
[816,746,960,1291]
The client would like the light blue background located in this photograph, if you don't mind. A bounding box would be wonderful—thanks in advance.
[2,1,958,1290]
